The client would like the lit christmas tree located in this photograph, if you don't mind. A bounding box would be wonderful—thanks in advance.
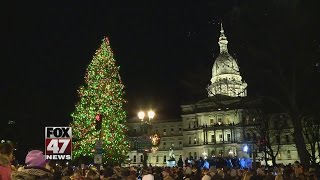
[71,37,129,164]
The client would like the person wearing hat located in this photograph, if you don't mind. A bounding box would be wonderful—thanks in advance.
[11,150,53,180]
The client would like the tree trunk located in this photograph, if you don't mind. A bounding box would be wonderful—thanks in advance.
[292,116,310,167]
[317,141,320,160]
[271,156,277,167]
[309,137,316,165]
[264,151,269,167]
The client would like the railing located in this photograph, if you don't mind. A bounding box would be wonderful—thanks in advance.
[128,131,183,137]
[184,123,237,131]
[157,147,183,151]
[159,132,183,137]
[183,141,236,147]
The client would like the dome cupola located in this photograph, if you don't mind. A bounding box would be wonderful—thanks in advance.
[207,23,247,97]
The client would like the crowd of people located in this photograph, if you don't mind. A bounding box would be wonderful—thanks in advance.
[1,142,319,180]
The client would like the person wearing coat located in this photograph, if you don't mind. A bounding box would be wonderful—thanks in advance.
[11,150,53,180]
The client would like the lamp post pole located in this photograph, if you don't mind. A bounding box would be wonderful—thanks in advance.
[243,141,257,170]
[252,142,257,170]
[138,110,155,168]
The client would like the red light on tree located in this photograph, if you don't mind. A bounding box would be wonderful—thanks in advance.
[96,114,101,121]
[95,114,102,130]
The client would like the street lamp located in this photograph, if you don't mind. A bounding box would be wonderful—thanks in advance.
[147,110,155,120]
[138,110,155,124]
[202,151,208,159]
[137,110,155,168]
[243,144,249,153]
[138,111,145,121]
[243,143,257,170]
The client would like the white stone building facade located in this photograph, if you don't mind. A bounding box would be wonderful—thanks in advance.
[126,119,184,166]
[125,24,303,167]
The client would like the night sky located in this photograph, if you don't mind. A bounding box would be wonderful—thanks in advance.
[1,1,320,154]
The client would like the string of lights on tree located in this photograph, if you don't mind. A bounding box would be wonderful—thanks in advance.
[70,37,129,163]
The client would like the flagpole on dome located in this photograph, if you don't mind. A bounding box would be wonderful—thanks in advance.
[218,22,228,53]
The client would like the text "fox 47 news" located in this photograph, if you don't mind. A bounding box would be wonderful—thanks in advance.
[45,127,72,160]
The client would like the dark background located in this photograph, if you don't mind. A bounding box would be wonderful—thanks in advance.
[0,0,319,161]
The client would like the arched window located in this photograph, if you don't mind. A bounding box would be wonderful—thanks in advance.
[287,150,291,159]
[140,155,143,162]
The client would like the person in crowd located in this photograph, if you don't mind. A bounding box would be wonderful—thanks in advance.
[203,160,210,170]
[312,165,320,180]
[85,169,99,180]
[294,161,303,178]
[119,167,130,179]
[174,167,184,180]
[53,165,63,180]
[213,168,225,180]
[61,166,74,179]
[274,167,283,180]
[70,169,83,180]
[207,166,216,177]
[230,168,238,180]
[11,150,53,180]
[177,158,183,168]
[127,168,137,180]
[0,142,15,180]
[201,168,211,180]
[141,168,154,180]
[152,166,163,180]
[61,176,72,180]
[112,166,122,179]
[142,174,154,180]
[242,171,253,180]
[102,166,114,179]
[224,168,233,180]
[264,169,274,180]
[161,168,174,180]
[255,167,265,180]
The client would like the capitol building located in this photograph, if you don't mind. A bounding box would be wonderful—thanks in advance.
[125,24,299,167]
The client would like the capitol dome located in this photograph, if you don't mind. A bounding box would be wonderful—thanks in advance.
[208,24,247,97]
[212,53,240,77]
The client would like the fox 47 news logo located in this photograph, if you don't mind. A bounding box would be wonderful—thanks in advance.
[45,127,72,160]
